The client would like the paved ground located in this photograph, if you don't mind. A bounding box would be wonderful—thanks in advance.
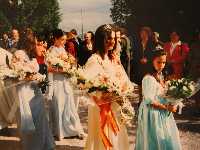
[0,99,200,150]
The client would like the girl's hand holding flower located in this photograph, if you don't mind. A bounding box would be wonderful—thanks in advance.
[151,101,177,113]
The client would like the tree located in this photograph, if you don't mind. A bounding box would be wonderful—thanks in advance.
[110,0,131,26]
[0,0,61,34]
[0,11,12,33]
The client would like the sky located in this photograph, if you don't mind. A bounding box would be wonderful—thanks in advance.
[58,0,113,35]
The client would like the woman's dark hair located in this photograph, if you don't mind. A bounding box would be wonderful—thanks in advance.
[18,28,36,58]
[94,24,116,59]
[145,49,167,76]
[52,29,65,40]
[35,32,46,42]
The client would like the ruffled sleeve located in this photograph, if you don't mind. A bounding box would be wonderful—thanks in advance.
[142,75,158,104]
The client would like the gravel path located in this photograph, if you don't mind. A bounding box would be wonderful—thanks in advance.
[0,100,200,150]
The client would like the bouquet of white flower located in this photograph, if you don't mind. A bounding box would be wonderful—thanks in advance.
[45,51,76,77]
[74,71,135,124]
[163,78,200,114]
[165,78,195,104]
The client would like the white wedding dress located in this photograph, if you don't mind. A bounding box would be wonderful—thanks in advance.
[83,54,131,150]
[47,46,84,139]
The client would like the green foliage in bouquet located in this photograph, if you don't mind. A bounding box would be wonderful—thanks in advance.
[88,85,109,93]
[52,63,63,69]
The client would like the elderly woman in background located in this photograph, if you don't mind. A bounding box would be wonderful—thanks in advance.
[132,26,155,103]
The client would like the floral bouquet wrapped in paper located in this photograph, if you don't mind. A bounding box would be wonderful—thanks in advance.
[45,50,76,77]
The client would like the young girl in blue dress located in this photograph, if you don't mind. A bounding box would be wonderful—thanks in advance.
[135,49,182,150]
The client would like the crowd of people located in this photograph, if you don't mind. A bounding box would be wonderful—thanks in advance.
[1,26,200,82]
[0,24,199,150]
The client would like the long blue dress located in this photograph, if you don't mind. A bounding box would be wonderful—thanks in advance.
[135,75,182,150]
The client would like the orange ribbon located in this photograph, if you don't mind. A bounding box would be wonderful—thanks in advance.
[98,103,120,149]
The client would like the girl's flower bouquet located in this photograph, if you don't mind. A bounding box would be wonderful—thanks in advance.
[163,77,200,114]
[45,51,76,77]
[74,70,135,124]
[164,78,196,104]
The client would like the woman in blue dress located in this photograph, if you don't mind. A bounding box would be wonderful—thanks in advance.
[135,49,182,150]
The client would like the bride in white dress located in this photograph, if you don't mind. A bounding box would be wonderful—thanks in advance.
[46,29,84,140]
[84,24,134,150]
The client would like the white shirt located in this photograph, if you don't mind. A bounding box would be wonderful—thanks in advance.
[170,41,181,56]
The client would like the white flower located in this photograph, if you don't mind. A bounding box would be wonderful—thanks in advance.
[92,78,102,87]
[45,50,75,76]
[169,86,176,90]
[183,86,187,91]
[189,84,195,92]
[178,79,182,83]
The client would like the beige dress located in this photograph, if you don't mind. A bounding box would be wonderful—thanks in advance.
[84,54,130,150]
[0,48,17,129]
